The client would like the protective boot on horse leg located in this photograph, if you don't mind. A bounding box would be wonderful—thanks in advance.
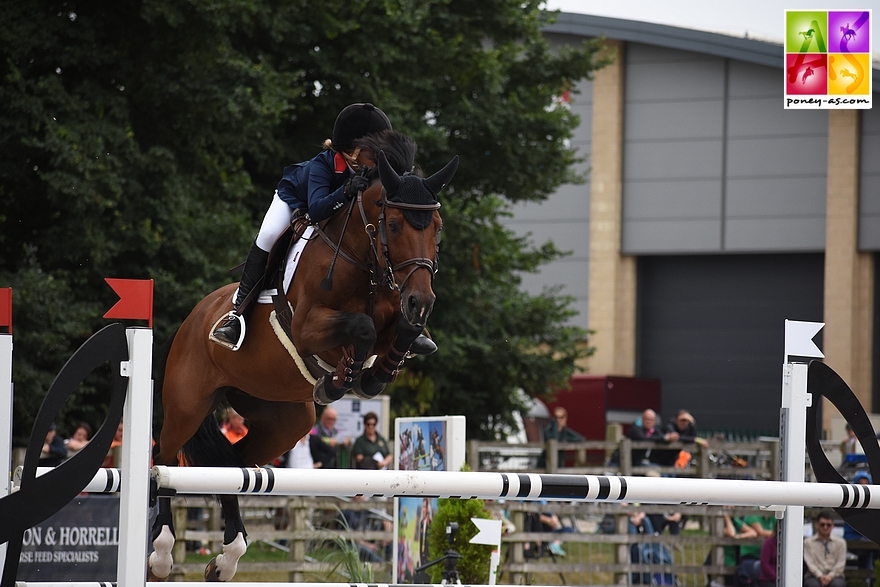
[210,241,269,350]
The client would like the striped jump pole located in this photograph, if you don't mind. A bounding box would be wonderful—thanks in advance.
[151,466,877,510]
[13,468,122,495]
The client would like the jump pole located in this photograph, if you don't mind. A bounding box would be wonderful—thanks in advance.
[151,466,876,509]
[0,329,11,576]
[116,327,153,587]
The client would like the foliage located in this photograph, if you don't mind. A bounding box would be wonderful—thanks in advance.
[0,0,605,442]
[427,494,494,584]
[321,510,376,583]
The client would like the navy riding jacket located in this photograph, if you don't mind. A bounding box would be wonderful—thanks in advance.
[276,149,353,223]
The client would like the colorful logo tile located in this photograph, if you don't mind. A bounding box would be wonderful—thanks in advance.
[784,9,872,109]
[828,11,871,53]
[828,53,871,95]
[786,53,828,94]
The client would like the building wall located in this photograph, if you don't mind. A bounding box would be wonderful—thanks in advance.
[503,21,879,434]
[621,43,828,254]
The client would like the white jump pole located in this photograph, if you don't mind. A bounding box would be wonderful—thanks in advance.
[0,332,12,577]
[151,466,877,509]
[116,327,153,587]
[780,320,825,587]
[13,468,122,494]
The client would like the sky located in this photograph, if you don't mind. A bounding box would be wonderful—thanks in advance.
[544,0,879,60]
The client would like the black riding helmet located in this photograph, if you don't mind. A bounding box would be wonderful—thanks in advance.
[332,103,392,151]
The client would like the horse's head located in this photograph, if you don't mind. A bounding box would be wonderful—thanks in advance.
[373,150,458,329]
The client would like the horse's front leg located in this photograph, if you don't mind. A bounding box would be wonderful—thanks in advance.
[354,315,424,399]
[296,310,377,405]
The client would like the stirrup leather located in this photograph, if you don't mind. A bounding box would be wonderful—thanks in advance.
[209,312,247,351]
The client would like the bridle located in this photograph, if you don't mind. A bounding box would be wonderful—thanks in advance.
[364,186,441,291]
[314,181,441,298]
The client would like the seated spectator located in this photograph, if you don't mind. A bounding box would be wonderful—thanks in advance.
[64,421,93,459]
[40,423,67,467]
[803,509,846,587]
[538,510,574,556]
[627,409,668,465]
[220,408,248,444]
[758,521,777,587]
[722,508,757,587]
[652,410,707,467]
[537,407,584,469]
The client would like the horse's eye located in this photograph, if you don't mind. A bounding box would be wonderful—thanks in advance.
[388,220,401,234]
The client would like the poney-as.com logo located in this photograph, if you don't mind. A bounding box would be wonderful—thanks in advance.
[784,10,872,109]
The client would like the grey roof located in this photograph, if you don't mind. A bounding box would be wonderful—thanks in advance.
[546,12,880,90]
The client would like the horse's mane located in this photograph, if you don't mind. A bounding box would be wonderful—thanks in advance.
[352,130,417,176]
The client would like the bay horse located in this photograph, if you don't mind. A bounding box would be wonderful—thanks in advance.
[149,132,458,581]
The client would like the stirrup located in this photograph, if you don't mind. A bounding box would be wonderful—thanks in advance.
[209,312,247,351]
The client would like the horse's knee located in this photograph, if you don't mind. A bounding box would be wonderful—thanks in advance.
[343,313,376,354]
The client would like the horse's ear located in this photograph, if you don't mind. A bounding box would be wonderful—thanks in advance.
[425,155,459,195]
[378,150,401,193]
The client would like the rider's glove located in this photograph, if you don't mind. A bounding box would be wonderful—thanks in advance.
[344,175,369,201]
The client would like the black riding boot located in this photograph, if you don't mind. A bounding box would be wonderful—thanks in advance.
[210,242,270,350]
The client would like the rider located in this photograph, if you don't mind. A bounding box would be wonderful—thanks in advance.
[211,103,436,356]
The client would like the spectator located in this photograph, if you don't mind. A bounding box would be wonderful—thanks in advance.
[352,412,392,469]
[64,421,93,459]
[538,510,574,556]
[311,407,350,468]
[102,421,124,468]
[40,423,68,467]
[758,522,777,587]
[627,409,668,465]
[220,408,248,444]
[803,509,846,587]
[722,509,757,586]
[653,410,707,467]
[840,423,862,466]
[285,433,319,469]
[537,407,584,469]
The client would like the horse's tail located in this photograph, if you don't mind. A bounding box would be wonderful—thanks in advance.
[181,402,244,468]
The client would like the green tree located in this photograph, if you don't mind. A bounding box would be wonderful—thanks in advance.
[0,0,604,442]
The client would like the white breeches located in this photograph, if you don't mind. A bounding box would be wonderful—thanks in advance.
[255,192,294,252]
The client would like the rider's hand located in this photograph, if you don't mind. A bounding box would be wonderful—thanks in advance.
[344,175,369,200]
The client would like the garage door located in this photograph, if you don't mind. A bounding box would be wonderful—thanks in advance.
[636,253,824,435]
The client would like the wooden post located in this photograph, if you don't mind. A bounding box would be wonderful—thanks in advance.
[288,497,306,582]
[547,439,559,473]
[510,509,525,585]
[467,440,480,472]
[615,512,629,585]
[620,437,632,476]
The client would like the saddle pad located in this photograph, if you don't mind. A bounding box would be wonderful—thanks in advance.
[233,225,315,304]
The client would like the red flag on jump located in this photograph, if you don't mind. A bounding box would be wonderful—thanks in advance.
[104,278,154,328]
[0,288,11,334]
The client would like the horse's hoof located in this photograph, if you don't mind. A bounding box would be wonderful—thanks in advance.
[146,555,169,582]
[351,375,385,399]
[205,556,222,582]
[313,375,345,405]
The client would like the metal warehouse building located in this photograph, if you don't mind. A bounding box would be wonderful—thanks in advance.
[508,14,880,435]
